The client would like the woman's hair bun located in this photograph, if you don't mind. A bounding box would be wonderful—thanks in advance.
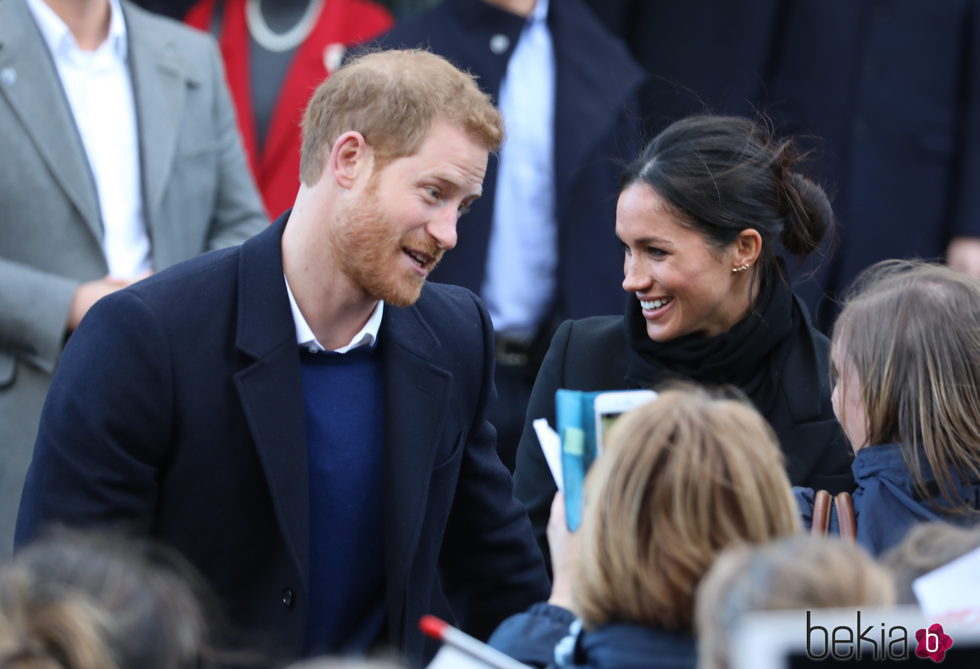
[779,170,833,258]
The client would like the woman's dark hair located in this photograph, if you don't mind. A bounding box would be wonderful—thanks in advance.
[0,529,213,669]
[621,115,833,275]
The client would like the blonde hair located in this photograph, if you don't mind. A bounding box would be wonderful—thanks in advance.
[0,530,210,669]
[695,535,896,669]
[832,260,980,513]
[299,49,503,185]
[573,388,801,631]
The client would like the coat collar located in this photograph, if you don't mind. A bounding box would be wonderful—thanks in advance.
[232,213,453,637]
[0,0,102,240]
[121,1,198,242]
[0,0,198,254]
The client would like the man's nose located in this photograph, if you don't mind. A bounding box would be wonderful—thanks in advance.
[427,209,458,251]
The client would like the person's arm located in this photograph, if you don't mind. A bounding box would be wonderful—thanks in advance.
[0,258,80,373]
[488,493,579,669]
[793,485,816,531]
[201,38,267,250]
[0,259,141,373]
[512,320,574,570]
[15,289,171,546]
[438,292,551,640]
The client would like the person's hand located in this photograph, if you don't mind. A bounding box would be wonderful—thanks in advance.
[547,491,580,611]
[947,236,980,278]
[67,273,151,331]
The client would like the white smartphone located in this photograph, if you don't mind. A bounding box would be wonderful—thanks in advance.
[593,389,657,453]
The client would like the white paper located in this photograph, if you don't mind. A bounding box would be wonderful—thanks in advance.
[427,645,497,669]
[913,545,980,620]
[533,418,563,492]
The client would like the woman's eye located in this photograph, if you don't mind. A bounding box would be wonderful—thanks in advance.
[646,247,667,258]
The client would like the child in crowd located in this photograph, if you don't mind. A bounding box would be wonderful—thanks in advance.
[695,534,895,669]
[881,522,980,604]
[0,529,212,669]
[795,260,980,555]
[489,388,801,669]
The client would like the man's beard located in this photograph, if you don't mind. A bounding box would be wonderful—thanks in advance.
[331,186,443,308]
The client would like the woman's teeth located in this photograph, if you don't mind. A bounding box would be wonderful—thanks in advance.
[640,297,673,310]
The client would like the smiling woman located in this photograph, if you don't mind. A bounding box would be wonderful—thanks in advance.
[513,115,855,568]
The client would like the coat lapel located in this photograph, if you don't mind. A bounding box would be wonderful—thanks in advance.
[0,0,102,242]
[123,2,188,253]
[378,301,453,643]
[232,218,312,591]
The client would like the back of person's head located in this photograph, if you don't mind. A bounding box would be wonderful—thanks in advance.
[299,49,503,185]
[621,115,833,281]
[881,521,980,604]
[832,259,980,512]
[695,534,896,669]
[0,529,209,669]
[573,388,801,632]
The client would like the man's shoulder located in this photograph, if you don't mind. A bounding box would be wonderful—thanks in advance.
[122,1,217,59]
[415,281,483,318]
[129,245,242,307]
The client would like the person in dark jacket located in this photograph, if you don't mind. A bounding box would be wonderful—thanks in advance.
[795,261,980,556]
[490,388,802,668]
[513,115,853,564]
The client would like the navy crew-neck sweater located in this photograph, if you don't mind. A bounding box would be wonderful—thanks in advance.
[299,345,385,655]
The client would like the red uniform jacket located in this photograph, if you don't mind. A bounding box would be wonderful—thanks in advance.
[186,0,392,217]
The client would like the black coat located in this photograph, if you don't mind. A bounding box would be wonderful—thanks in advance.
[513,302,853,564]
[17,217,550,666]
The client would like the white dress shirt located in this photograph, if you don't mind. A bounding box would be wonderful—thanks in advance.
[285,276,384,354]
[481,0,556,338]
[26,0,151,279]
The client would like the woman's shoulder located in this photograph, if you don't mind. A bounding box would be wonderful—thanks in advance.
[557,316,624,347]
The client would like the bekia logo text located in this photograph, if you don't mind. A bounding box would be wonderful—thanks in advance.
[806,611,954,662]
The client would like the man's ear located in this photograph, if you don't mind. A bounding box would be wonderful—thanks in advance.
[733,228,763,268]
[328,131,372,189]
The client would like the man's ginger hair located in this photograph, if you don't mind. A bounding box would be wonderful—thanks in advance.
[300,49,503,185]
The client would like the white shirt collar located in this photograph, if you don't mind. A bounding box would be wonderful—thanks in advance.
[26,0,128,62]
[531,0,549,23]
[284,276,384,354]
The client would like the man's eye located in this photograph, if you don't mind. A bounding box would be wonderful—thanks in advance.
[426,187,441,200]
[458,202,472,217]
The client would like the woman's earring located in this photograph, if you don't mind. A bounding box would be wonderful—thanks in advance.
[732,263,751,273]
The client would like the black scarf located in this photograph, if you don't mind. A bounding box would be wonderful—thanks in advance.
[623,270,800,417]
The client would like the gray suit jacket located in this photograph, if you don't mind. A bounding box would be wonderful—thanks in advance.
[0,0,267,555]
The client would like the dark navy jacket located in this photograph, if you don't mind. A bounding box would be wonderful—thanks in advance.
[763,0,980,326]
[16,216,550,666]
[796,443,980,556]
[377,0,644,321]
[489,603,697,669]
